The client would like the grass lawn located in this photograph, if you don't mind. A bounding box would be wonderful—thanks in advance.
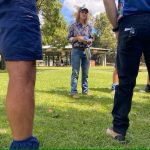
[0,66,150,149]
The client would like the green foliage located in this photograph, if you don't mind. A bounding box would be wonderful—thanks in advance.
[93,13,117,50]
[37,0,68,47]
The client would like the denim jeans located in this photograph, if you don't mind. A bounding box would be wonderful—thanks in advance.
[112,14,150,136]
[71,48,90,94]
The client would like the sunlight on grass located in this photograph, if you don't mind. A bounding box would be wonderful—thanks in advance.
[0,128,7,134]
[0,66,150,148]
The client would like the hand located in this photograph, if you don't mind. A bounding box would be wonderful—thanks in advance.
[76,36,85,42]
[87,40,92,45]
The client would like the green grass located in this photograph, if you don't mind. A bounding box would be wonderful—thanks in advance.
[0,66,150,149]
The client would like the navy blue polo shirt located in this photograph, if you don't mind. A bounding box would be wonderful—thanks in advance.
[123,0,150,15]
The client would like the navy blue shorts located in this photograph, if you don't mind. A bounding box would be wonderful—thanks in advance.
[0,0,42,61]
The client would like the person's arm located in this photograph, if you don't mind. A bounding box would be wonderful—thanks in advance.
[87,25,93,45]
[103,0,118,29]
[67,24,78,43]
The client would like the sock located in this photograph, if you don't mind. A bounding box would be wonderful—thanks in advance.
[9,136,39,150]
[112,83,117,90]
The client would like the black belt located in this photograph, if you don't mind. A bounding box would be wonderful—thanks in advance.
[73,47,86,51]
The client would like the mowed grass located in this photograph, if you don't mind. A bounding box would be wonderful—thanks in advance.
[0,66,150,149]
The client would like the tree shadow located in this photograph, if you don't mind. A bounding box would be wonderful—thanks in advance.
[133,84,148,92]
[89,84,148,93]
[0,70,7,73]
[36,88,71,99]
[0,90,149,148]
[34,104,126,149]
[34,93,150,149]
[36,87,113,106]
[90,87,111,93]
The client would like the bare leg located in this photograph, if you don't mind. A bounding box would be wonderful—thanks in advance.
[143,74,150,93]
[112,68,118,84]
[6,61,36,141]
[111,68,119,92]
[147,74,150,85]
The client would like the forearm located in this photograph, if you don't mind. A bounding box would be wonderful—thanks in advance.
[69,36,78,43]
[103,0,118,28]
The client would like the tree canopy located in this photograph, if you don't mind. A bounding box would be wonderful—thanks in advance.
[37,0,68,48]
[36,1,116,50]
[93,13,117,51]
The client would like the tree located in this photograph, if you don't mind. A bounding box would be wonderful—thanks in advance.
[37,0,68,47]
[93,13,116,51]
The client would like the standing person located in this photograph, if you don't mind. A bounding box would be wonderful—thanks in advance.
[103,0,150,142]
[140,74,150,92]
[112,66,150,94]
[111,0,123,94]
[68,7,93,99]
[111,66,118,93]
[0,0,42,149]
[144,75,150,92]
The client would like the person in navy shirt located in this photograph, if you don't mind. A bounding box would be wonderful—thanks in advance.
[123,0,150,15]
[0,0,42,149]
[103,0,150,142]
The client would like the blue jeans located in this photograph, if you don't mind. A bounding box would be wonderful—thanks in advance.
[71,48,90,94]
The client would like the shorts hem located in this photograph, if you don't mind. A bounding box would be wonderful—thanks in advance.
[4,57,43,61]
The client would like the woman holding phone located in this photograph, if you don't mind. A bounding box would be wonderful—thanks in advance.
[68,7,93,98]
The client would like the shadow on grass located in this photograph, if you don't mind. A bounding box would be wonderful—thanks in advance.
[139,68,148,72]
[35,85,150,148]
[128,84,149,93]
[0,70,7,73]
[34,94,150,149]
[88,84,148,93]
[0,133,11,149]
[89,83,149,94]
[35,104,120,149]
[36,88,71,99]
[93,67,114,72]
[90,87,111,93]
[36,87,113,106]
[0,90,149,148]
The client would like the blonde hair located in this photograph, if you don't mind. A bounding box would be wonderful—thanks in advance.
[76,9,89,25]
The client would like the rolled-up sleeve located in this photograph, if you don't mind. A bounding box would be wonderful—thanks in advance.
[67,24,74,43]
[88,25,94,46]
[89,25,93,40]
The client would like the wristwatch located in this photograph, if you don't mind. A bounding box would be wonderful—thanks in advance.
[112,26,119,32]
